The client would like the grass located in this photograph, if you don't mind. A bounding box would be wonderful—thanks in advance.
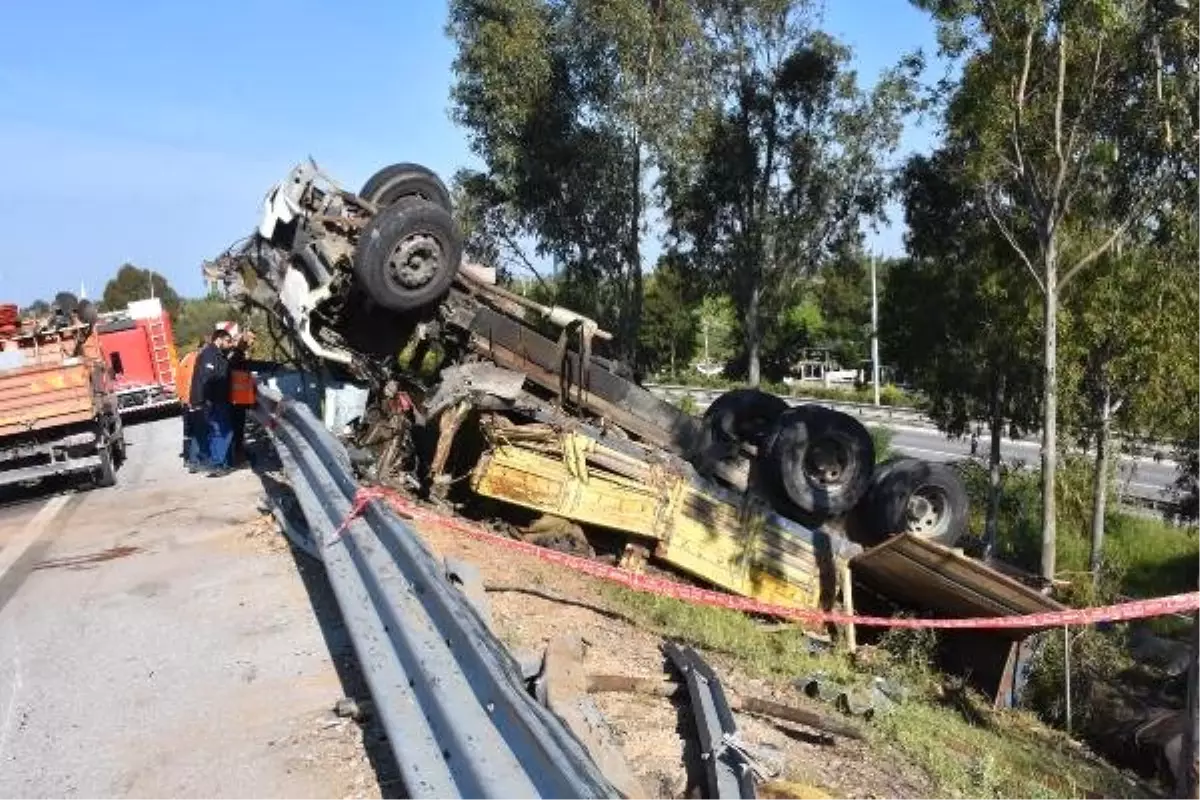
[601,584,1148,799]
[869,425,894,463]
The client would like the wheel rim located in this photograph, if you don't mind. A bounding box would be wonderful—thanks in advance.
[386,232,444,290]
[905,484,950,539]
[802,436,851,489]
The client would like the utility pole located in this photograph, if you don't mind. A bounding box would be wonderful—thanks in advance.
[870,254,881,406]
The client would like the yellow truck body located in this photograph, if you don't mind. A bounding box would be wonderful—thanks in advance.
[469,423,862,611]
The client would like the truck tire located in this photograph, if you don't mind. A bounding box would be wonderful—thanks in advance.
[353,197,463,313]
[359,163,452,211]
[95,444,117,488]
[767,405,874,516]
[696,388,789,463]
[862,457,968,547]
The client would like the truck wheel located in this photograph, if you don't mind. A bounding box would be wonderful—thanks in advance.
[768,405,874,516]
[863,457,968,547]
[696,389,789,463]
[354,197,463,312]
[95,445,117,488]
[359,163,452,211]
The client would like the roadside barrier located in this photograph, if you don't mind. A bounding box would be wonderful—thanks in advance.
[255,385,616,799]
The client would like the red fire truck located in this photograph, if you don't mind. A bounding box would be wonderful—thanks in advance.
[95,298,180,414]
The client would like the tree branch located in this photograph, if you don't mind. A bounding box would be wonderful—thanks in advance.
[1060,37,1105,212]
[1051,18,1068,209]
[1060,215,1135,289]
[1011,23,1045,211]
[500,230,552,291]
[985,191,1045,293]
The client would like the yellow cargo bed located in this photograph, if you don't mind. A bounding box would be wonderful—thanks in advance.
[468,420,862,612]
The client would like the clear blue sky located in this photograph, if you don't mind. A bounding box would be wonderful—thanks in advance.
[0,1,945,306]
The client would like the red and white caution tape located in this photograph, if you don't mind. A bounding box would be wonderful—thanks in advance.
[334,487,1200,630]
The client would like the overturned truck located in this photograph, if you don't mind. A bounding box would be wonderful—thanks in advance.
[207,159,1063,703]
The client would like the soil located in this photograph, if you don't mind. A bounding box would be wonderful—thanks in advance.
[413,519,936,799]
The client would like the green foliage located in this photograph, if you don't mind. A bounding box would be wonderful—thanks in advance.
[447,0,708,359]
[884,149,1042,441]
[957,457,1199,598]
[662,1,919,385]
[912,0,1197,580]
[101,264,182,319]
[638,260,697,378]
[1022,626,1133,732]
[53,291,79,314]
[691,293,737,372]
[601,584,857,682]
[173,297,239,351]
[816,255,875,367]
[869,426,894,463]
[19,299,50,319]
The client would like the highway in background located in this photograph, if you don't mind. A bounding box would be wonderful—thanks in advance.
[887,424,1180,509]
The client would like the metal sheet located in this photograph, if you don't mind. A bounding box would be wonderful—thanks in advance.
[850,533,1064,631]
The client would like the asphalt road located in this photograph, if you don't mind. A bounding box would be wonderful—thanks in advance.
[0,416,384,798]
[886,423,1181,505]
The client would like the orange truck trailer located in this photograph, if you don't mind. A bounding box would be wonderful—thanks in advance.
[0,303,125,489]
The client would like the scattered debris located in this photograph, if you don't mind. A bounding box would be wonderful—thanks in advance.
[586,674,863,741]
[663,641,760,799]
[793,673,907,722]
[333,697,372,722]
[524,636,647,799]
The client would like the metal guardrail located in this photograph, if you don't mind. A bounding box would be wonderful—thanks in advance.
[254,385,616,799]
[643,383,929,426]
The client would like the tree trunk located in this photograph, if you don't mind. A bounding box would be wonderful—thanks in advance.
[1088,384,1114,579]
[983,376,1006,559]
[624,139,644,366]
[746,279,762,388]
[1040,243,1059,582]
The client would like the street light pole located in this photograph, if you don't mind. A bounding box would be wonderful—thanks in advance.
[870,255,881,406]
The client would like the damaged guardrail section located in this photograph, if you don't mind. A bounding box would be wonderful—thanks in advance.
[254,385,617,799]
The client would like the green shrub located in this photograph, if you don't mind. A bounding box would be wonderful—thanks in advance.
[1022,625,1133,730]
[869,426,894,463]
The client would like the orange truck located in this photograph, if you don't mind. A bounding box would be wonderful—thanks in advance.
[0,303,125,489]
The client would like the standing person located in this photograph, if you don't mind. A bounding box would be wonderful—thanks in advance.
[191,328,235,476]
[177,338,206,467]
[227,330,257,467]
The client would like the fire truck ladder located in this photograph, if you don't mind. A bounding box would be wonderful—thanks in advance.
[145,315,177,394]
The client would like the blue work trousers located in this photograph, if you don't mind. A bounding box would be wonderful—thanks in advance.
[205,402,234,469]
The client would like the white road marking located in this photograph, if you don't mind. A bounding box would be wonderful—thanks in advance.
[0,495,70,584]
[892,445,963,460]
[0,625,23,760]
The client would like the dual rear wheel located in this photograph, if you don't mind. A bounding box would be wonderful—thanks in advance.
[696,389,967,546]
